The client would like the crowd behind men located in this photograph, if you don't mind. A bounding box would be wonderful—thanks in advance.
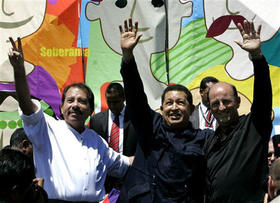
[0,17,277,203]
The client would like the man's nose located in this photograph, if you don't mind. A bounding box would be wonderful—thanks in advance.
[171,103,178,110]
[72,100,79,108]
[271,153,275,162]
[218,102,226,111]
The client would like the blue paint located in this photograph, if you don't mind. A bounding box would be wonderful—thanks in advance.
[77,0,92,48]
[261,31,280,68]
[182,0,204,28]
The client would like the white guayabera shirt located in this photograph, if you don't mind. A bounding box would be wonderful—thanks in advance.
[19,100,129,202]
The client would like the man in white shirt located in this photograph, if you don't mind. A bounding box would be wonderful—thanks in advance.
[189,76,219,130]
[8,37,131,202]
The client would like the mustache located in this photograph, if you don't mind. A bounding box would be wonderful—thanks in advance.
[206,15,247,38]
[69,109,82,115]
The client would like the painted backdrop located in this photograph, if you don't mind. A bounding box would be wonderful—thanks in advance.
[1,0,280,147]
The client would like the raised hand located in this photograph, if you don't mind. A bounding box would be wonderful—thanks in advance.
[235,20,262,54]
[119,18,142,61]
[7,37,37,115]
[8,37,25,69]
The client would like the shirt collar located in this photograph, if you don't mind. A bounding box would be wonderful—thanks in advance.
[200,102,209,113]
[110,106,125,118]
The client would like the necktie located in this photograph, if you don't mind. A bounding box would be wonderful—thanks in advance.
[205,109,212,127]
[109,115,119,152]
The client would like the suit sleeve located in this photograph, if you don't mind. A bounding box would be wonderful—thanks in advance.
[89,112,108,141]
[120,58,154,152]
[251,56,272,139]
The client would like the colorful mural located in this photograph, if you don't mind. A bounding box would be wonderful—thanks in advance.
[1,0,280,147]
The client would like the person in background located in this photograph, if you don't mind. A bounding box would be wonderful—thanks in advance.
[269,139,276,167]
[10,128,33,159]
[0,148,48,203]
[90,82,138,193]
[190,76,219,130]
[268,159,280,202]
[273,134,280,158]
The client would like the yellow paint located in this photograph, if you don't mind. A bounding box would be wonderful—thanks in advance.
[22,14,75,89]
[188,64,280,110]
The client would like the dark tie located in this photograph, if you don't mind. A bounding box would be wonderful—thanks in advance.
[109,115,119,152]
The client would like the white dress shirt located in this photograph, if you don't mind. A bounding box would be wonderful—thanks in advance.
[19,100,130,202]
[108,107,125,154]
[198,102,217,130]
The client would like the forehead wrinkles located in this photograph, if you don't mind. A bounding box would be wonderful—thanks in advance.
[66,87,87,97]
[209,83,235,99]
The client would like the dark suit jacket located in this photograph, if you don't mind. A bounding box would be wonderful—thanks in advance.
[189,104,200,129]
[189,103,218,130]
[89,108,138,156]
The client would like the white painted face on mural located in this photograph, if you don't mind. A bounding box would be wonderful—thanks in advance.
[203,0,280,80]
[0,0,46,82]
[85,0,193,54]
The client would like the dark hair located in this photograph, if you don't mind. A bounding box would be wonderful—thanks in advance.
[10,128,30,148]
[200,76,219,91]
[106,82,125,99]
[61,83,95,114]
[161,84,193,105]
[0,149,35,194]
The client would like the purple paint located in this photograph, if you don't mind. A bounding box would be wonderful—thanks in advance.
[0,65,61,118]
[49,0,57,5]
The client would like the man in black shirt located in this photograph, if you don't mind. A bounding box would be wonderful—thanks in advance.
[204,20,272,202]
[118,18,214,202]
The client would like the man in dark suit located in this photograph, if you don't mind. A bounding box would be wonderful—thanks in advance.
[190,77,219,130]
[89,82,138,192]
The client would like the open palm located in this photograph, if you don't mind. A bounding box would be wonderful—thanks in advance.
[235,20,261,53]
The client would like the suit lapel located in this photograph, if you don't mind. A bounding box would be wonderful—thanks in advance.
[103,110,109,141]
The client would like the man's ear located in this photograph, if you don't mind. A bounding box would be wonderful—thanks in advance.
[236,96,241,109]
[22,139,30,149]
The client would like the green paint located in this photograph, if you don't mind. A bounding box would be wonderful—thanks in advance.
[0,121,7,129]
[40,100,50,111]
[0,16,33,29]
[85,20,122,109]
[8,120,17,129]
[0,111,19,120]
[45,109,54,116]
[17,119,23,128]
[151,18,232,85]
